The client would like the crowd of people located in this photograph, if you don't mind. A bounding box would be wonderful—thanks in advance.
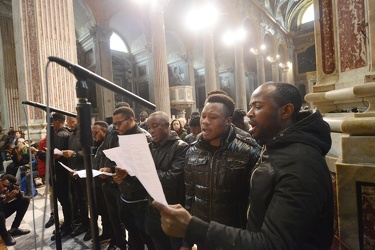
[0,82,334,249]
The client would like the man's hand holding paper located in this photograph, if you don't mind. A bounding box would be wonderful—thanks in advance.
[103,134,168,206]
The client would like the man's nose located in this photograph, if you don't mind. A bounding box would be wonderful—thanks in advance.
[247,109,253,118]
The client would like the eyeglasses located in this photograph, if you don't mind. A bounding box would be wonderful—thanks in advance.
[113,118,129,127]
[92,131,99,136]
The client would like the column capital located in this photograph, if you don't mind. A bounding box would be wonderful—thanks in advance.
[89,25,112,43]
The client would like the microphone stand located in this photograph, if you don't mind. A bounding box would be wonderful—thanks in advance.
[47,56,156,249]
[21,102,70,250]
[22,101,77,118]
[48,120,62,249]
[75,78,100,249]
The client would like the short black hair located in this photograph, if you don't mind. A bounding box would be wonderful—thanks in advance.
[207,89,229,97]
[113,107,135,118]
[139,111,149,117]
[51,113,66,123]
[191,111,200,117]
[189,115,200,127]
[232,109,246,124]
[1,174,17,184]
[93,121,108,129]
[205,94,235,118]
[266,82,302,121]
[115,102,130,109]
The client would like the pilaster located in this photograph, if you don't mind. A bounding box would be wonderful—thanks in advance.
[90,25,115,119]
[309,1,375,247]
[203,31,217,94]
[13,0,77,140]
[256,54,266,86]
[151,2,171,118]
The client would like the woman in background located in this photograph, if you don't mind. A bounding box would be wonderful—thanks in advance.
[170,119,187,141]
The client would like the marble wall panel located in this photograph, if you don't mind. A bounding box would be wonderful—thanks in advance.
[318,0,335,74]
[356,182,375,250]
[338,0,367,72]
[336,162,375,249]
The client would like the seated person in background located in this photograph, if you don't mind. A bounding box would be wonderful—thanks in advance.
[183,115,201,145]
[170,119,187,141]
[7,143,38,197]
[0,174,30,246]
[138,111,149,131]
[232,108,251,133]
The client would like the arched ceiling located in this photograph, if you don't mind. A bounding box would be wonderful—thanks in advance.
[73,0,311,56]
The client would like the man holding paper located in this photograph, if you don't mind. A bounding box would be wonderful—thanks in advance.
[50,113,73,241]
[106,107,154,250]
[63,116,91,240]
[145,111,189,250]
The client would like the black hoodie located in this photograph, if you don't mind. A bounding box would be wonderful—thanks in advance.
[185,110,334,250]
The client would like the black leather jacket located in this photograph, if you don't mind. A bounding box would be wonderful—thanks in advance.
[145,131,189,237]
[185,111,334,250]
[185,125,260,228]
[67,129,84,170]
[54,127,70,174]
[115,125,152,202]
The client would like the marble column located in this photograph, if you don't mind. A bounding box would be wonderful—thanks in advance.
[203,31,217,94]
[271,62,280,83]
[234,42,246,110]
[280,65,289,83]
[256,54,266,86]
[12,0,77,140]
[187,52,197,112]
[151,2,171,118]
[91,25,115,120]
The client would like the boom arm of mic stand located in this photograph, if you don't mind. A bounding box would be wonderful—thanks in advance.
[22,101,77,118]
[22,101,63,249]
[48,56,156,110]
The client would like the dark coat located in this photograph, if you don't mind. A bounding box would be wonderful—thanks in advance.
[185,125,260,229]
[117,124,152,202]
[67,129,84,170]
[185,111,334,250]
[54,127,70,174]
[145,131,189,237]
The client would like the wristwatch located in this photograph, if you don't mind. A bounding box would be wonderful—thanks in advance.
[72,151,77,157]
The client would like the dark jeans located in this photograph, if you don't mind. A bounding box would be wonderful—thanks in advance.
[94,182,111,235]
[119,199,155,250]
[102,181,127,248]
[145,209,182,250]
[151,235,183,250]
[55,170,72,227]
[0,196,30,238]
[71,177,89,226]
[0,151,6,172]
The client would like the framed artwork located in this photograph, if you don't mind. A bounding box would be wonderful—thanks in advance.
[138,65,147,77]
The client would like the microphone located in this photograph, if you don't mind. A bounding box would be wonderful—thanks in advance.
[48,56,156,110]
[22,101,77,117]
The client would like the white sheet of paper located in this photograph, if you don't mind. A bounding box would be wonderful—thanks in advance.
[54,148,63,155]
[76,169,113,178]
[58,161,74,173]
[59,162,113,178]
[103,134,168,206]
[102,147,135,176]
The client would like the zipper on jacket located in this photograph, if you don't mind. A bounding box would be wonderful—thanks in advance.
[209,152,213,221]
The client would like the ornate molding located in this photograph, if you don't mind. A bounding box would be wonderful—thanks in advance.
[0,0,12,18]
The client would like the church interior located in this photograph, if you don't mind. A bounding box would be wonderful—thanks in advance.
[0,0,375,249]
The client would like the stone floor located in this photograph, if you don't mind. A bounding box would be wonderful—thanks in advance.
[5,185,111,250]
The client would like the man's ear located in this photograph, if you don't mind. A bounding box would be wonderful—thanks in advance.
[280,103,294,121]
[227,117,233,125]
